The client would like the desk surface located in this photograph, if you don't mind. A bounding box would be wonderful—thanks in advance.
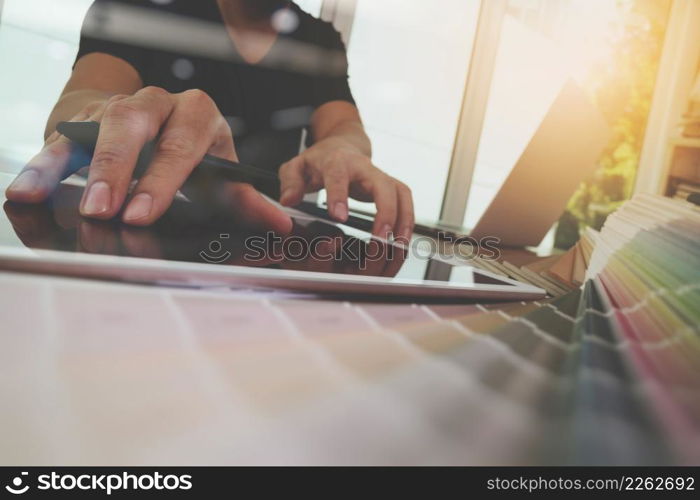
[0,269,683,465]
[1,169,695,465]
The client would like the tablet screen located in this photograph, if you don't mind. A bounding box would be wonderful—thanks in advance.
[0,174,515,288]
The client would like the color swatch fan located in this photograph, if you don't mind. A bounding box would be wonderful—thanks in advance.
[1,195,698,465]
[583,193,700,463]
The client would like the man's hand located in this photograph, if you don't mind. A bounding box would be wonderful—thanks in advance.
[6,86,293,233]
[278,137,414,241]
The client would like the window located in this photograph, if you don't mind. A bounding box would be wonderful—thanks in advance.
[462,0,672,248]
[344,0,481,221]
[0,0,93,166]
[295,0,323,17]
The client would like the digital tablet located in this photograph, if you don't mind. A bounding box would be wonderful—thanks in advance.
[0,172,545,301]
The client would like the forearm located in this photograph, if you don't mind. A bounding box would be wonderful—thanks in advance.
[44,89,115,141]
[316,119,372,158]
[311,101,372,157]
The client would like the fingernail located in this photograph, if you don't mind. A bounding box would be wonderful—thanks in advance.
[123,193,153,222]
[333,202,348,221]
[82,181,112,216]
[8,170,40,194]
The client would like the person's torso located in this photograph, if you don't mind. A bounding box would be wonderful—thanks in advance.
[113,1,345,170]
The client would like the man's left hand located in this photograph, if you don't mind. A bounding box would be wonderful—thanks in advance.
[278,137,414,241]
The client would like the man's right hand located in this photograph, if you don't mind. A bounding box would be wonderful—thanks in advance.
[5,86,293,233]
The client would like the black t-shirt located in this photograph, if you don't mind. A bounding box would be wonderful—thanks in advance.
[75,0,355,171]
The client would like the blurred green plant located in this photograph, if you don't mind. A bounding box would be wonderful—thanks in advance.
[554,0,671,250]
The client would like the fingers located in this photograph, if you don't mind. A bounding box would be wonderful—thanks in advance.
[368,172,398,239]
[80,86,174,219]
[394,182,414,243]
[5,138,73,203]
[6,99,114,203]
[323,166,350,222]
[122,89,227,225]
[350,167,412,240]
[288,144,414,240]
[279,156,307,207]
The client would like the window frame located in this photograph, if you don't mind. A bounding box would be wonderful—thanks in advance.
[319,0,357,46]
[438,0,505,226]
[635,0,700,195]
[436,0,681,225]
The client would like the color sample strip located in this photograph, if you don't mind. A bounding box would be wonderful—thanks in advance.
[0,194,698,465]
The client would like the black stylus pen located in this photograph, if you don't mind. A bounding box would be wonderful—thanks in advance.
[56,121,281,200]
